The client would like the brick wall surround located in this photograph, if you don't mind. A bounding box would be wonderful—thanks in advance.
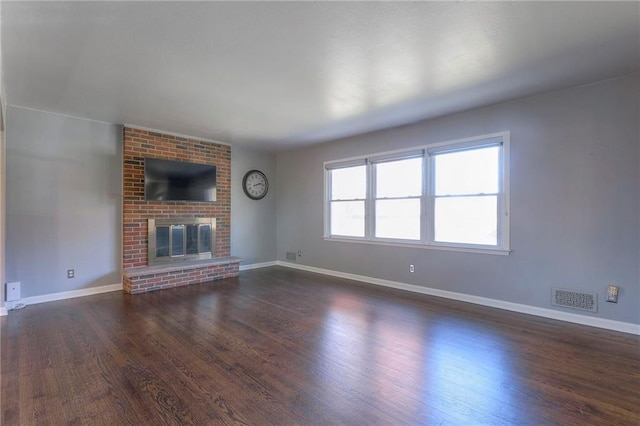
[123,264,239,294]
[122,127,237,293]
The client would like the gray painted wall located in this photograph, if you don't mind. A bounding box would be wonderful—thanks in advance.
[4,108,280,298]
[276,74,640,325]
[6,107,122,298]
[231,145,277,265]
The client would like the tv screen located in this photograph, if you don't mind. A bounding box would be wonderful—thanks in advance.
[144,158,217,202]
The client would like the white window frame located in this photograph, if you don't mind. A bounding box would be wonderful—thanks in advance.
[324,131,510,255]
[326,160,367,238]
[370,152,424,241]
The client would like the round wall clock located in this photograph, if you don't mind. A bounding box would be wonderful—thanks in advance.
[242,170,269,200]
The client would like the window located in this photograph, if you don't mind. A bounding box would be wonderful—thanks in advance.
[374,156,422,240]
[327,163,366,237]
[431,145,500,246]
[325,132,510,254]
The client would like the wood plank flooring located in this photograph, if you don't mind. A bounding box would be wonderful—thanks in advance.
[2,266,639,425]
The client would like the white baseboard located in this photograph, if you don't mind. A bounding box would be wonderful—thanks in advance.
[276,261,640,335]
[0,306,7,316]
[4,283,123,311]
[239,261,278,271]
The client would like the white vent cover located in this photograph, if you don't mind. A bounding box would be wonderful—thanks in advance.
[286,252,297,261]
[551,288,597,312]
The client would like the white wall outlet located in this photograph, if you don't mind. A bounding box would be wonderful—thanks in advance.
[67,269,75,279]
[409,264,415,273]
[297,250,302,257]
[6,282,21,301]
[606,285,619,303]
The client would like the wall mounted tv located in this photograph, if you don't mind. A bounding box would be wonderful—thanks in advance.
[144,158,217,202]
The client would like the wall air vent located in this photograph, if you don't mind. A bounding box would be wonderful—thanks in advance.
[551,288,597,312]
[286,252,297,261]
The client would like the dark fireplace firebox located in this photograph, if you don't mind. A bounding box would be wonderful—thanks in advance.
[148,218,216,265]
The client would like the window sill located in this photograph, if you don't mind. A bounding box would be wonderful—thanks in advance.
[323,236,511,256]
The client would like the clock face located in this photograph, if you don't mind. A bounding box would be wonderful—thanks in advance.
[242,170,269,200]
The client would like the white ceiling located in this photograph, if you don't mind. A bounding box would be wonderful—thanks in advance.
[2,2,639,150]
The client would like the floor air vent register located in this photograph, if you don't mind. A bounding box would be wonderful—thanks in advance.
[551,288,598,312]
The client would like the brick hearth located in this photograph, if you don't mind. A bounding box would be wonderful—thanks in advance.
[122,127,238,293]
[123,257,241,294]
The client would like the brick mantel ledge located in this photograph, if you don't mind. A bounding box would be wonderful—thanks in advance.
[123,257,242,278]
[122,257,241,294]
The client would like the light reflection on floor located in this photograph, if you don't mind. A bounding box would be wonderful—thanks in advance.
[426,318,521,424]
[316,293,524,424]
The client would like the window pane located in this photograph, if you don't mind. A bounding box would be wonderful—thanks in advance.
[331,200,365,237]
[331,166,366,200]
[375,199,420,240]
[376,157,422,198]
[434,196,497,245]
[434,146,499,196]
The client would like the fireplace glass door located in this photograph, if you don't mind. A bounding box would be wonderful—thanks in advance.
[148,218,216,265]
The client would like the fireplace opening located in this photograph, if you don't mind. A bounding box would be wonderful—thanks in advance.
[148,218,216,265]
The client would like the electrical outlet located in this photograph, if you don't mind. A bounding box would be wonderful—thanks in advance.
[297,250,302,257]
[67,269,75,279]
[409,264,415,273]
[606,285,619,303]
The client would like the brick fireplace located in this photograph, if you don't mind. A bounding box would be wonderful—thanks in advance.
[122,127,240,294]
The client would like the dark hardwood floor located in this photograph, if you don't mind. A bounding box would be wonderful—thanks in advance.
[2,266,639,425]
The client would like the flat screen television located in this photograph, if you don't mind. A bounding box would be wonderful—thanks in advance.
[144,158,217,202]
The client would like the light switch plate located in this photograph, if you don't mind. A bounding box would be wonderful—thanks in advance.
[6,282,21,301]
